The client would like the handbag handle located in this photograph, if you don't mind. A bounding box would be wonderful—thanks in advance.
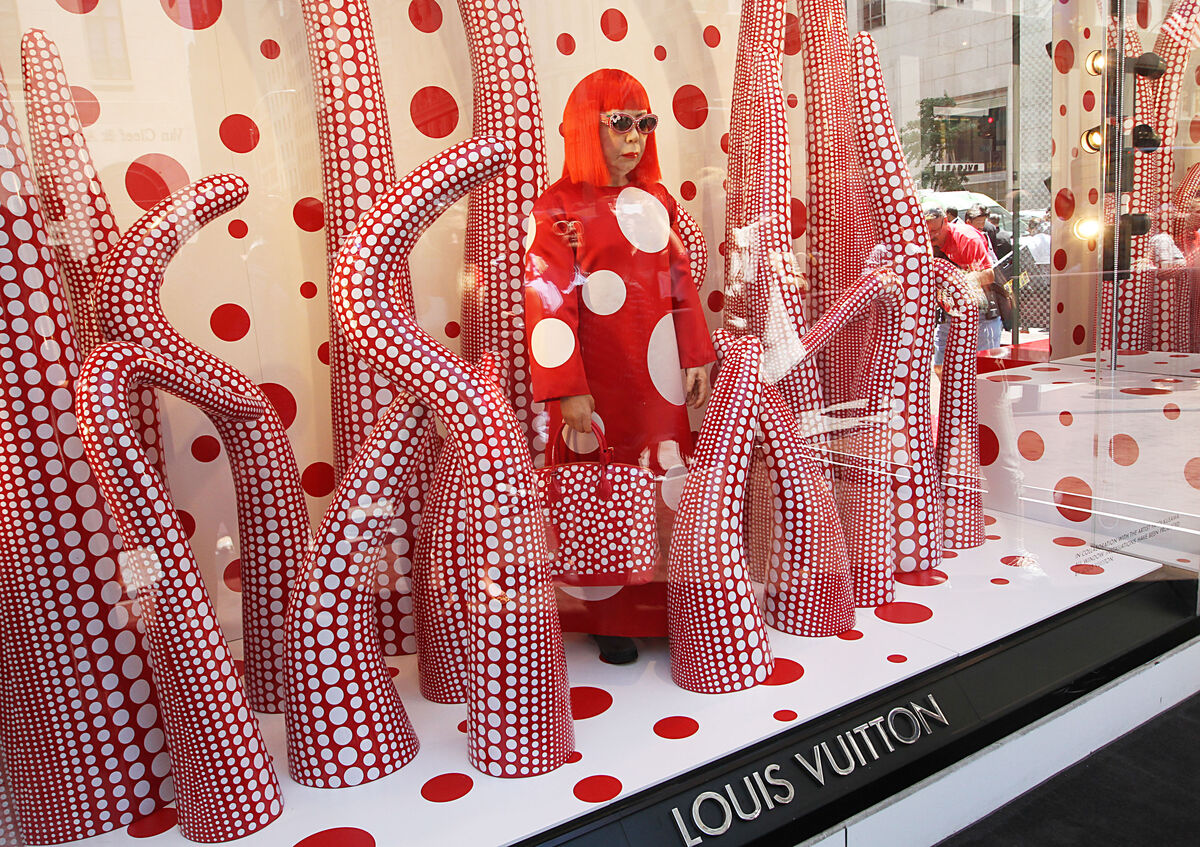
[543,423,614,503]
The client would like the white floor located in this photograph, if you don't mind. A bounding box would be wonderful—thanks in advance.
[59,512,1161,847]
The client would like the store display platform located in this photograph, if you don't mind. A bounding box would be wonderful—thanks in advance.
[62,512,1163,847]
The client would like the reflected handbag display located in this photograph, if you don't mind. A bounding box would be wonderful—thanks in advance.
[538,424,658,586]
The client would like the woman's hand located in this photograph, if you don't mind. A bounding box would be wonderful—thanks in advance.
[684,366,711,408]
[560,394,595,433]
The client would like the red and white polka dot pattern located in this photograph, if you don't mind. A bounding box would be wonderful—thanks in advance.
[0,66,170,844]
[931,259,983,549]
[93,174,311,715]
[458,0,545,436]
[75,341,282,842]
[669,332,774,693]
[327,136,573,777]
[676,206,709,290]
[284,397,428,788]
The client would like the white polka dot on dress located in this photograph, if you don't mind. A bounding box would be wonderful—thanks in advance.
[614,187,671,253]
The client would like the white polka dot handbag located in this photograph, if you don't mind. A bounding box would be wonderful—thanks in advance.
[538,424,658,586]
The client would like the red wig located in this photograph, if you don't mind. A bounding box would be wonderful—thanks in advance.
[562,69,662,187]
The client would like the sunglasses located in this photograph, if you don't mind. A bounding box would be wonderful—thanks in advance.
[600,112,658,135]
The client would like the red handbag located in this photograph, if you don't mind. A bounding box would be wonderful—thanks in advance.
[538,424,658,586]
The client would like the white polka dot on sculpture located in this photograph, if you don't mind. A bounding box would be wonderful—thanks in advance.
[615,187,670,253]
[661,464,688,511]
[581,269,627,315]
[530,317,576,369]
[647,315,685,404]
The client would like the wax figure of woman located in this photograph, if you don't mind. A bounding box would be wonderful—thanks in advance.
[524,68,715,664]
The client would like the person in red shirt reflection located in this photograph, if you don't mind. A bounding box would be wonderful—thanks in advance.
[524,69,715,664]
[925,204,1001,365]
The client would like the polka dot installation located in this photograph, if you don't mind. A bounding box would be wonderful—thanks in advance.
[75,342,282,841]
[0,67,170,843]
[669,334,775,693]
[326,136,573,777]
[93,173,311,715]
[931,259,984,549]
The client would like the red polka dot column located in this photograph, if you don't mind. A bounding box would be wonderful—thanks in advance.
[758,384,855,636]
[328,137,574,777]
[0,66,170,844]
[75,343,282,842]
[852,33,943,581]
[931,259,984,549]
[669,332,774,693]
[284,398,428,787]
[457,0,545,436]
[94,175,311,714]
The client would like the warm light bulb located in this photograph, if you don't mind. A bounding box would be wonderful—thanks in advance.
[1073,217,1101,240]
[1080,126,1105,153]
[1084,50,1105,75]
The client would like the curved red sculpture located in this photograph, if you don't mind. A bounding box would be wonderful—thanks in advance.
[76,342,282,842]
[327,136,574,777]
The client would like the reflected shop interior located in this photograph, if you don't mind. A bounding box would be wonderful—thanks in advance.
[0,1,1198,847]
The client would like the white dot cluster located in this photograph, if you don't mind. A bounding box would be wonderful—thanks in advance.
[743,447,772,583]
[669,333,775,693]
[459,0,547,439]
[19,29,117,361]
[93,173,311,714]
[327,136,574,777]
[758,384,856,637]
[930,259,984,549]
[74,342,282,842]
[284,397,428,788]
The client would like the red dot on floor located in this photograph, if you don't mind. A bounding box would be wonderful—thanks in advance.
[294,827,376,847]
[986,534,1002,541]
[190,434,220,462]
[301,461,336,497]
[887,654,907,663]
[874,602,933,624]
[1120,387,1170,396]
[983,514,996,526]
[566,750,583,763]
[837,629,864,640]
[571,686,613,720]
[763,657,804,685]
[574,774,622,803]
[223,558,242,592]
[128,807,178,838]
[1071,564,1105,575]
[654,716,699,739]
[991,578,1010,585]
[942,550,958,559]
[300,281,318,299]
[1053,536,1087,547]
[387,665,399,678]
[895,568,948,587]
[420,772,473,803]
[1001,554,1037,567]
[774,709,798,722]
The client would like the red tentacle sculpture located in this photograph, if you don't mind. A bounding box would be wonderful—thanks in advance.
[852,33,943,581]
[677,205,710,290]
[76,341,282,843]
[0,64,169,843]
[328,136,573,777]
[285,397,428,787]
[94,174,310,714]
[931,259,983,549]
[669,331,774,693]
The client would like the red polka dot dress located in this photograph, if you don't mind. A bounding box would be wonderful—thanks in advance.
[524,177,714,636]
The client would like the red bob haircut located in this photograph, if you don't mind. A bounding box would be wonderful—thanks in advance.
[561,68,662,187]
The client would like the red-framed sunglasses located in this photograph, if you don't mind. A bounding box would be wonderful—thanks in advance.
[600,112,659,135]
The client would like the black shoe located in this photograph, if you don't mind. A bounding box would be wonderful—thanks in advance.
[591,634,638,665]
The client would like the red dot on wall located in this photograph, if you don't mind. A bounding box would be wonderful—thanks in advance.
[1072,324,1086,345]
[1082,89,1095,111]
[1054,188,1075,220]
[787,93,798,108]
[1059,105,1068,117]
[410,86,459,139]
[1059,410,1073,426]
[1185,457,1200,490]
[574,775,622,803]
[177,509,196,540]
[160,0,223,31]
[978,424,1000,466]
[672,85,709,130]
[260,39,280,59]
[556,33,575,55]
[1108,433,1139,466]
[408,0,443,33]
[227,219,248,238]
[219,114,260,153]
[1164,403,1181,420]
[300,281,318,299]
[69,85,100,127]
[190,434,221,462]
[1136,0,1150,28]
[783,13,801,55]
[293,197,325,232]
[654,45,667,61]
[1017,430,1044,461]
[1088,187,1099,204]
[1190,116,1200,145]
[703,25,721,48]
[259,382,298,429]
[444,321,461,338]
[56,0,99,13]
[1053,476,1093,522]
[302,462,336,497]
[680,180,697,201]
[791,197,807,238]
[222,558,242,592]
[600,9,628,41]
[125,154,190,211]
[1053,40,1075,74]
[720,132,730,154]
[210,303,251,341]
[318,341,330,365]
[1053,249,1067,271]
[707,290,724,312]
